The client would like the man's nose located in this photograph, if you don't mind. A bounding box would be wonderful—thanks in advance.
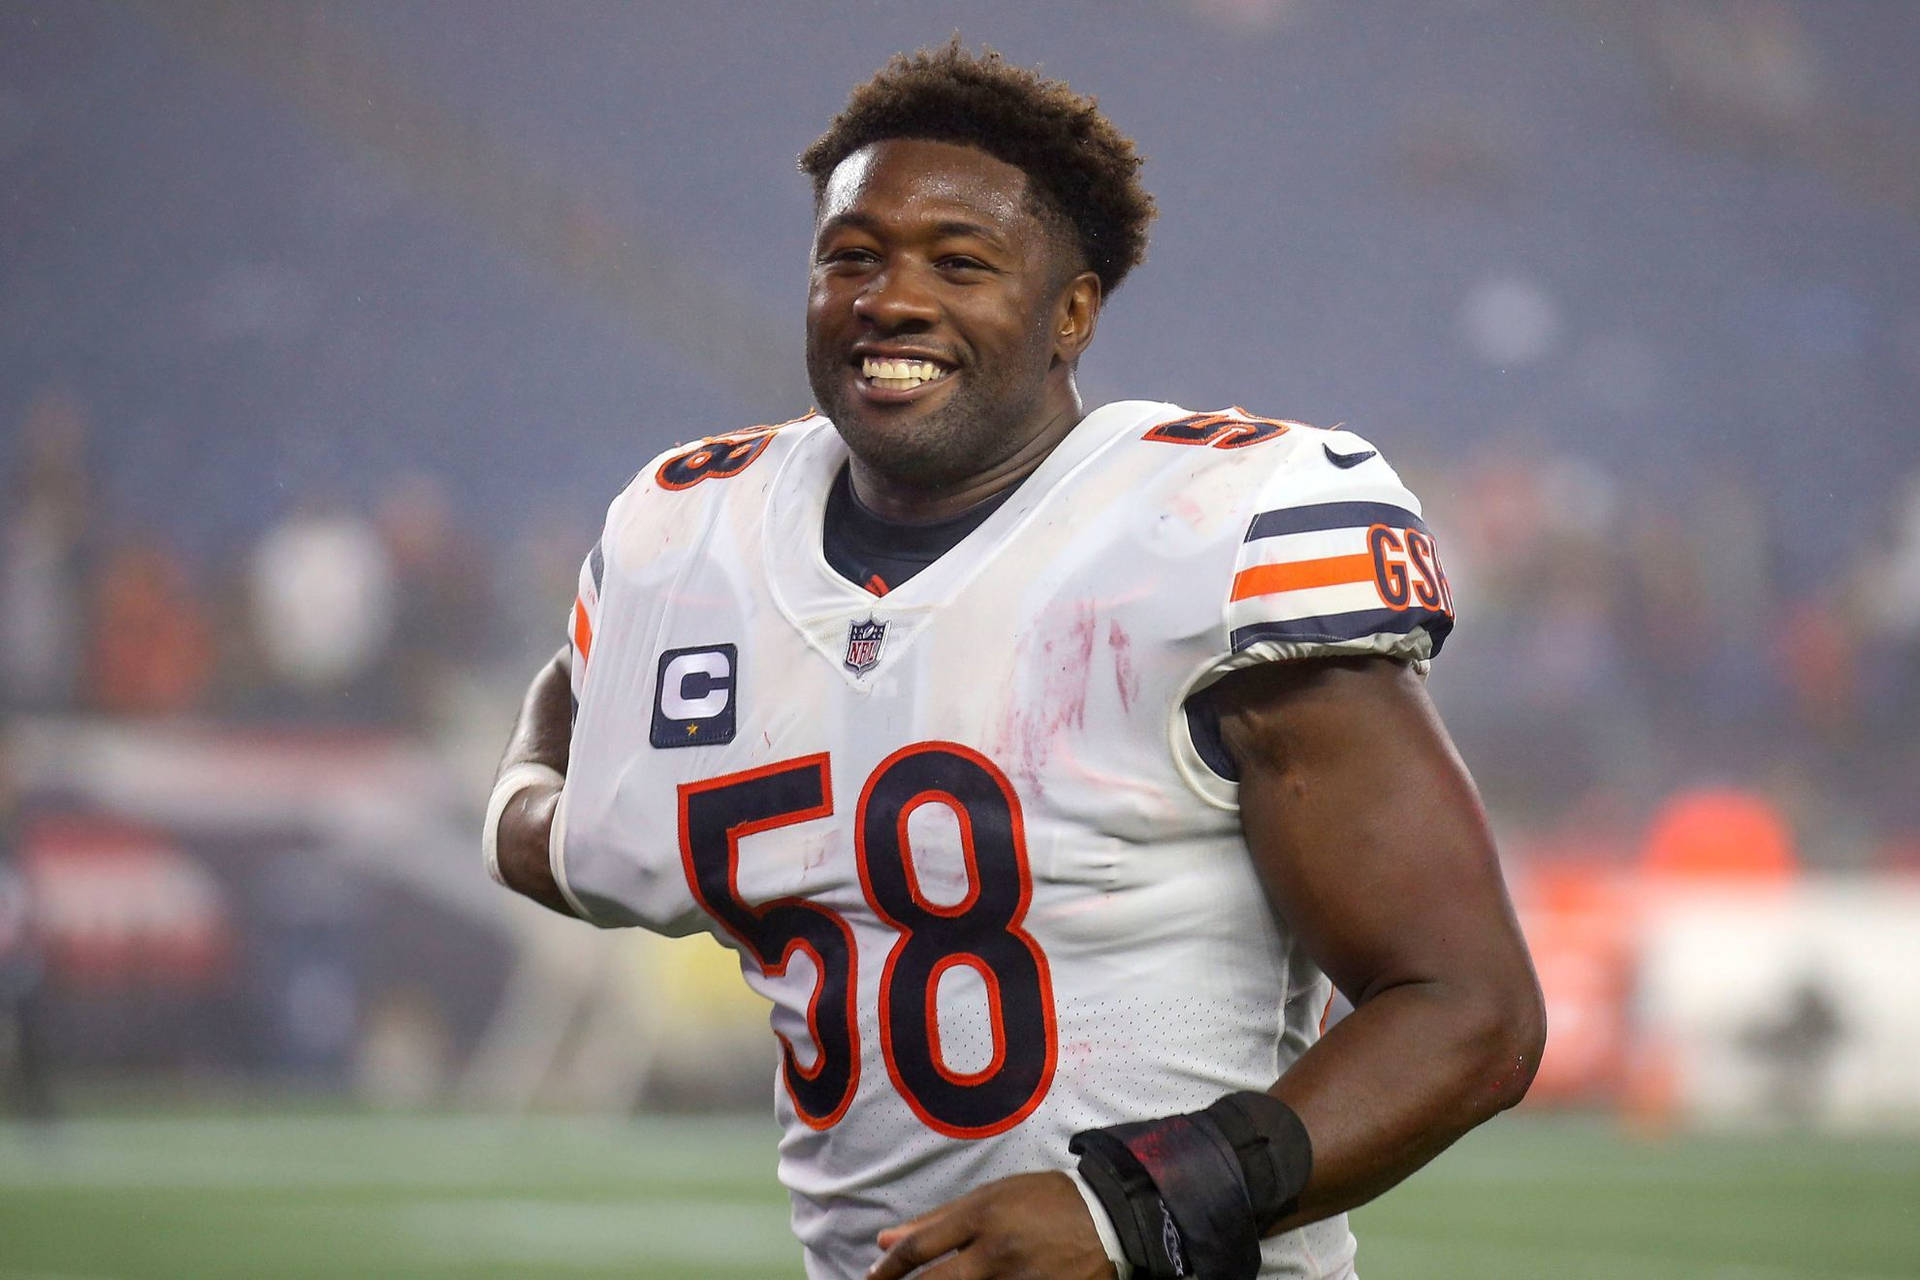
[852,262,938,329]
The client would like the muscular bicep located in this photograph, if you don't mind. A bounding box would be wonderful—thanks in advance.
[1212,657,1518,1006]
[1212,657,1542,1221]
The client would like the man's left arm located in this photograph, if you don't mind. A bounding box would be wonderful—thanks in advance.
[1215,653,1545,1227]
[485,645,579,919]
[868,654,1542,1278]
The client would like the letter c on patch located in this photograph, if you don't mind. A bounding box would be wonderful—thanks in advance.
[661,649,732,719]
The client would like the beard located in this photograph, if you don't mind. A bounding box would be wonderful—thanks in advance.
[805,340,1053,497]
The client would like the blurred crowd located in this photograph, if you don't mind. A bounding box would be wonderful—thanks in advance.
[1,388,581,736]
[1413,435,1920,874]
[5,383,1917,877]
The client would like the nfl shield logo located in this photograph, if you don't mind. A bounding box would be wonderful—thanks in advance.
[844,618,887,674]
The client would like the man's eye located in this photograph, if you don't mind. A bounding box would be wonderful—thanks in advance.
[821,248,876,266]
[938,256,988,272]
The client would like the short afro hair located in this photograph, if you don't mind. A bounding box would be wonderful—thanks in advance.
[800,41,1155,297]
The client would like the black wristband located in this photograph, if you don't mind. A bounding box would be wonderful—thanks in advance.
[1070,1094,1313,1278]
[1071,1127,1191,1275]
[1070,1109,1257,1278]
[1203,1092,1314,1229]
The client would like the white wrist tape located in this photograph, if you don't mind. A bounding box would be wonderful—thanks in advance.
[1067,1167,1134,1279]
[483,762,564,888]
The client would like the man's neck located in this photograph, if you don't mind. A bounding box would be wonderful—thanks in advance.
[849,388,1085,523]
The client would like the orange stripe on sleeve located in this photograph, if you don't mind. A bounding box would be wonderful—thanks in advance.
[1230,553,1375,602]
[572,596,594,666]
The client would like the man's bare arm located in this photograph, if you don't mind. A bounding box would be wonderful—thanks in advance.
[489,644,579,918]
[1215,655,1545,1228]
[870,655,1542,1279]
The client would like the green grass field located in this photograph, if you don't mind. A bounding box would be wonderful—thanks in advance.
[1,1111,1916,1278]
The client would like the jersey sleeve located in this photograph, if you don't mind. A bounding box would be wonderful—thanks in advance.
[549,469,659,927]
[1217,429,1456,671]
[563,418,807,703]
[566,537,605,713]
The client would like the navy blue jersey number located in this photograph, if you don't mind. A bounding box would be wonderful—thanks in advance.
[678,754,858,1128]
[677,745,1055,1137]
[857,743,1056,1137]
[1142,409,1295,449]
[655,433,774,490]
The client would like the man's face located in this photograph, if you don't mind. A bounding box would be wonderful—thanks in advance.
[805,138,1076,494]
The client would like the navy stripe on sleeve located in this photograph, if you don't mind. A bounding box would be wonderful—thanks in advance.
[1245,501,1429,542]
[588,541,605,592]
[1231,606,1453,656]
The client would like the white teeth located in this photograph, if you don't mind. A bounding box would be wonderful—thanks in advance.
[861,357,949,388]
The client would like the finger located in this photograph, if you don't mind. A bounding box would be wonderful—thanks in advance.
[875,1189,973,1253]
[881,1250,994,1280]
[867,1212,975,1280]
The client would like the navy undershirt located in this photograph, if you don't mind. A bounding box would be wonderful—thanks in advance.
[820,465,1014,596]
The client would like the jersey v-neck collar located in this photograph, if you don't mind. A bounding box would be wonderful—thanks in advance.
[762,401,1165,685]
[822,464,1019,596]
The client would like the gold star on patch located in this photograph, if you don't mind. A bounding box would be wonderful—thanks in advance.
[686,724,699,737]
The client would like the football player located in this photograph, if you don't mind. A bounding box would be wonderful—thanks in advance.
[485,42,1543,1280]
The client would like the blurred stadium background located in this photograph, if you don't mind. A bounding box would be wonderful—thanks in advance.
[3,1,1918,1275]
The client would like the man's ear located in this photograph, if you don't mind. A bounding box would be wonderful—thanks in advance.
[1053,271,1103,365]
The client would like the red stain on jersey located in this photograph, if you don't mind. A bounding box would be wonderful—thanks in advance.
[1046,605,1099,735]
[996,603,1099,795]
[1107,620,1139,714]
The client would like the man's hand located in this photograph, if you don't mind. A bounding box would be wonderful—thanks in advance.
[867,1171,1115,1280]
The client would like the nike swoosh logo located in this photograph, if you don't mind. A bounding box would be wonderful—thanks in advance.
[1324,443,1377,469]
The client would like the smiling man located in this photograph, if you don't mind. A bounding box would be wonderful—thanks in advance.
[484,42,1543,1280]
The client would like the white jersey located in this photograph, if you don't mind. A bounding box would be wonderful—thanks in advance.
[554,400,1454,1279]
